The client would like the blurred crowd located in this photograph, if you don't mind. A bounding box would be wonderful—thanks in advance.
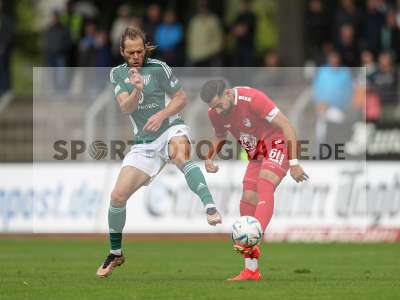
[307,0,400,125]
[41,0,259,70]
[2,0,400,121]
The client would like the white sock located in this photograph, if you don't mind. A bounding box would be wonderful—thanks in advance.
[245,258,258,271]
[110,249,122,256]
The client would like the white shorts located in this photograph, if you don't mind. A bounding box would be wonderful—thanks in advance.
[122,124,192,183]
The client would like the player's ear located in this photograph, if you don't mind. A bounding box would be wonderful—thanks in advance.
[120,47,124,58]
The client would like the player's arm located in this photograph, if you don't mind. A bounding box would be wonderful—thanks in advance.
[205,136,227,173]
[270,111,309,183]
[116,90,142,114]
[205,109,229,173]
[113,68,143,114]
[143,89,187,132]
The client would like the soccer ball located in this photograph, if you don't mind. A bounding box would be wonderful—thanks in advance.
[231,216,263,247]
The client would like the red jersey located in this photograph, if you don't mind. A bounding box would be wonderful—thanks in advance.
[208,87,284,160]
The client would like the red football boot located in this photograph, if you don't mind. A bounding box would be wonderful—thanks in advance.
[233,244,260,259]
[228,268,261,281]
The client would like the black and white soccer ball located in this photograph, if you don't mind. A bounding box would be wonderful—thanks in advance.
[231,216,263,247]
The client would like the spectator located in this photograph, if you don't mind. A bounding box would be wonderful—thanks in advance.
[361,0,385,56]
[43,11,71,92]
[0,0,12,96]
[142,3,161,45]
[370,52,398,105]
[186,0,223,67]
[78,21,97,67]
[354,50,380,121]
[95,30,112,67]
[396,0,400,27]
[252,50,285,98]
[110,5,133,64]
[312,51,353,150]
[360,50,377,79]
[380,9,400,63]
[154,9,184,66]
[336,24,360,67]
[305,0,331,60]
[231,0,256,66]
[334,0,362,40]
[60,0,84,66]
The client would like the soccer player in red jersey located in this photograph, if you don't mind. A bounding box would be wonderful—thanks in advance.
[200,80,308,281]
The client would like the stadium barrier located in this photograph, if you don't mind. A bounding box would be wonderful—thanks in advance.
[0,161,399,241]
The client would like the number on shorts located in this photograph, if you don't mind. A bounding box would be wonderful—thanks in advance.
[268,149,284,165]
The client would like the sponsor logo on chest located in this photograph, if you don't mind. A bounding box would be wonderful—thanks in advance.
[238,95,251,102]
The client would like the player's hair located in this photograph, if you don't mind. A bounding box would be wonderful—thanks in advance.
[200,80,226,103]
[120,26,157,54]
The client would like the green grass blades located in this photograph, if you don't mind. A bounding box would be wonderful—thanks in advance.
[0,239,399,300]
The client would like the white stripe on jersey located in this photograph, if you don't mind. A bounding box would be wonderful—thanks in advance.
[147,58,172,78]
[109,63,127,84]
[129,115,138,135]
[265,107,280,123]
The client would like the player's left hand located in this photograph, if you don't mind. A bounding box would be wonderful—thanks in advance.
[143,112,166,132]
[290,164,309,183]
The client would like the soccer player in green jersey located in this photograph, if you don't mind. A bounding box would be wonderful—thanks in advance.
[96,27,222,277]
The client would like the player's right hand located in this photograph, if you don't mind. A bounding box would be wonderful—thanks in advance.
[205,159,219,173]
[128,68,144,91]
[290,164,309,183]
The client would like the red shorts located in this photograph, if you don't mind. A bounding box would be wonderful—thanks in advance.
[242,135,289,191]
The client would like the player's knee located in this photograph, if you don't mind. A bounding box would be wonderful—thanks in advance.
[171,148,191,169]
[111,189,129,206]
[259,170,280,187]
[172,155,188,169]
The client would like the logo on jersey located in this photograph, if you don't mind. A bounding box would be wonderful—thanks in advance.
[143,74,151,86]
[239,133,257,152]
[224,124,232,128]
[239,95,251,102]
[243,118,252,128]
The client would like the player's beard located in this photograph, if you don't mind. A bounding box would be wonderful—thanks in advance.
[221,99,234,115]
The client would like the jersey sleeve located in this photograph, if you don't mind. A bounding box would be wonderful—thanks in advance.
[157,62,182,95]
[208,109,227,138]
[251,91,280,123]
[110,67,129,97]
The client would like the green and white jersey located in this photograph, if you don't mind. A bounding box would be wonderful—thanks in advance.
[110,58,184,144]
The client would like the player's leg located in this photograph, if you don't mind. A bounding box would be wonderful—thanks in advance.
[230,149,289,281]
[229,161,262,281]
[254,171,280,232]
[109,166,150,253]
[96,166,150,278]
[240,161,260,217]
[168,135,221,225]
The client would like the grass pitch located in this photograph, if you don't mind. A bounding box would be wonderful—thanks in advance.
[0,238,399,300]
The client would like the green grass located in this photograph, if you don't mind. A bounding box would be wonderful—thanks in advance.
[0,239,399,300]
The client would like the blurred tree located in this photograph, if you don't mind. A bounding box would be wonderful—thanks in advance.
[11,0,41,96]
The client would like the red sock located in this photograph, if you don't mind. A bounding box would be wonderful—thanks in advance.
[240,200,256,216]
[254,178,275,232]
